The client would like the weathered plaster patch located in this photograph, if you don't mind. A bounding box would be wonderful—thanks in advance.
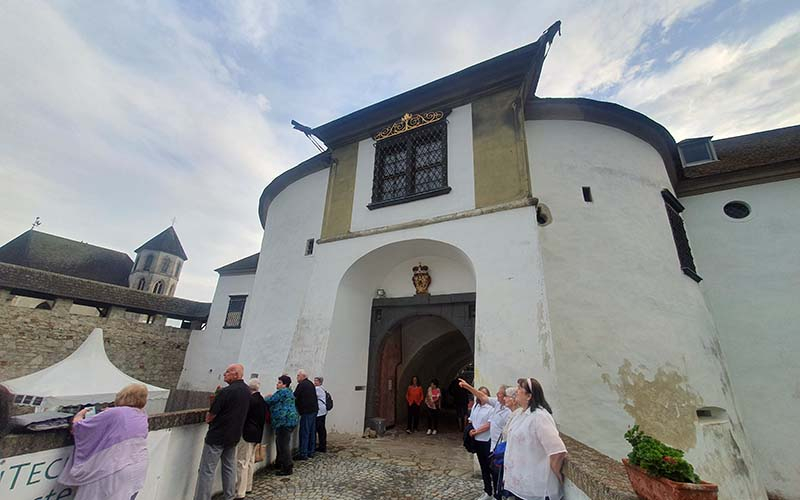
[696,424,764,499]
[602,360,702,450]
[537,301,551,369]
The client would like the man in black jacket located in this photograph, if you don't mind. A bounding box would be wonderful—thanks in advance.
[234,379,267,500]
[193,363,251,500]
[294,369,317,460]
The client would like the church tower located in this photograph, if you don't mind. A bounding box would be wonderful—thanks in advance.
[129,226,188,297]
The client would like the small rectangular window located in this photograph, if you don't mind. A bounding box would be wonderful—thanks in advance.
[224,295,247,329]
[305,238,315,256]
[678,139,717,166]
[582,186,593,202]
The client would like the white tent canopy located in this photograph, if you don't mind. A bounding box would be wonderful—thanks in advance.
[2,328,170,414]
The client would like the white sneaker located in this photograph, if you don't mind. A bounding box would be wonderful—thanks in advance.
[432,430,437,435]
[426,429,432,435]
[475,493,491,500]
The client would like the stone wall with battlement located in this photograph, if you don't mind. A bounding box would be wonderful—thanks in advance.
[0,296,191,392]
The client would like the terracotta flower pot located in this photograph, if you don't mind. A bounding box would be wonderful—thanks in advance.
[622,459,718,500]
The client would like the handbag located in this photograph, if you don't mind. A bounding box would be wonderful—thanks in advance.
[254,444,267,462]
[463,423,477,454]
[489,440,506,468]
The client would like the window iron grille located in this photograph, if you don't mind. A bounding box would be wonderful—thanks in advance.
[370,120,448,208]
[224,295,247,329]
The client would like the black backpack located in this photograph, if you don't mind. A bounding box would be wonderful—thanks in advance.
[325,391,334,411]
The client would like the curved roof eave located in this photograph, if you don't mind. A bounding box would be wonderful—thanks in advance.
[524,97,683,190]
[258,151,332,228]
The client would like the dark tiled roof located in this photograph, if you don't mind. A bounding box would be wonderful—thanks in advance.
[0,263,210,320]
[258,151,332,227]
[260,21,562,228]
[215,253,259,275]
[0,230,134,286]
[135,226,188,261]
[677,125,800,196]
[311,21,561,149]
[684,125,800,178]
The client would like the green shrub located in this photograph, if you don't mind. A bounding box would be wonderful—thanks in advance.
[624,425,700,484]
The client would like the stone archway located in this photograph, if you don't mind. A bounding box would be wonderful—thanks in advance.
[365,293,475,427]
[321,238,476,434]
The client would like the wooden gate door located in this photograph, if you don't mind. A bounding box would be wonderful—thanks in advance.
[377,327,402,427]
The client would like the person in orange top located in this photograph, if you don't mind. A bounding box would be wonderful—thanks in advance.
[405,376,423,434]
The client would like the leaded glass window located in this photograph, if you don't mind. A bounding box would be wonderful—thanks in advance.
[370,120,448,207]
[224,295,247,329]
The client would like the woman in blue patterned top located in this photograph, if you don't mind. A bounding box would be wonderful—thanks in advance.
[265,375,299,476]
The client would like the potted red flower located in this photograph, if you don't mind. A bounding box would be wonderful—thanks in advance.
[623,425,718,500]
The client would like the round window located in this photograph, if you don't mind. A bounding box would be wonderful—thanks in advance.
[723,201,750,219]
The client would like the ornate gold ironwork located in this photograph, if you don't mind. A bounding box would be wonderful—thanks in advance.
[373,111,445,141]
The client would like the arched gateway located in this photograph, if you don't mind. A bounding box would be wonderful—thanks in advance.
[320,238,476,434]
[366,293,475,428]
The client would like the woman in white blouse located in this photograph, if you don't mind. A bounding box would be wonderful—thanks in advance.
[465,384,496,500]
[502,378,567,500]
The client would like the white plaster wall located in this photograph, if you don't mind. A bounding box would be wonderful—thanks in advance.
[681,179,800,499]
[177,272,255,391]
[239,204,557,438]
[236,168,330,386]
[526,119,766,499]
[349,104,475,231]
[379,255,476,298]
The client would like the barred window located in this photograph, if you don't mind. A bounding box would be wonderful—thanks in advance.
[160,258,171,274]
[661,190,701,282]
[369,121,449,208]
[143,254,154,271]
[224,295,247,329]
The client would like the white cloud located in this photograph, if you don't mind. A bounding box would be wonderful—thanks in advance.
[613,13,800,139]
[0,2,303,301]
[1,0,797,302]
[256,94,272,112]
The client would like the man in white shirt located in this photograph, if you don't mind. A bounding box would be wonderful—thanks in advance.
[314,376,328,453]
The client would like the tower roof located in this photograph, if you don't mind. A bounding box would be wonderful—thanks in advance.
[0,230,134,286]
[135,226,188,261]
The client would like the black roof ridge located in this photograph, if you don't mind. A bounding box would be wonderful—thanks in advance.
[215,252,260,275]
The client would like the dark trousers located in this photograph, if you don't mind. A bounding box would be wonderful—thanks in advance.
[298,412,316,458]
[315,415,327,452]
[407,404,420,431]
[475,439,493,496]
[275,426,294,473]
[427,407,439,431]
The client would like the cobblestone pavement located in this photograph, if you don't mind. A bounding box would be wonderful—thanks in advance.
[221,429,483,500]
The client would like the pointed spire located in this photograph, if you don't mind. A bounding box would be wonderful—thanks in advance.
[134,226,188,261]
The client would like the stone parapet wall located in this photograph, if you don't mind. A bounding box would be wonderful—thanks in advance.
[562,434,638,500]
[0,301,191,391]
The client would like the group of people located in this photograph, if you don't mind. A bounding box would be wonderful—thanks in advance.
[404,375,567,500]
[193,364,332,500]
[405,376,442,434]
[460,377,567,500]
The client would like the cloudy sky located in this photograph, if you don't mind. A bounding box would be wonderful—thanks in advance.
[1,0,798,301]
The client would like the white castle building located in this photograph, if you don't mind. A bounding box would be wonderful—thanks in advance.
[178,22,800,500]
